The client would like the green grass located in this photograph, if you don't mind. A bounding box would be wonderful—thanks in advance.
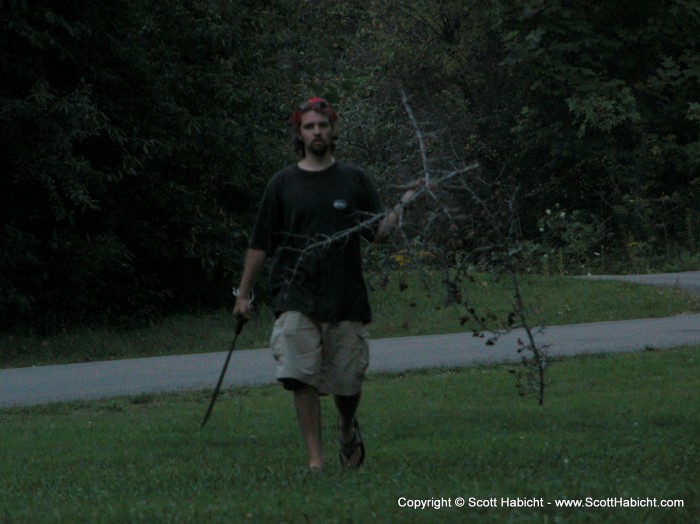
[369,272,699,337]
[2,273,698,368]
[1,348,698,523]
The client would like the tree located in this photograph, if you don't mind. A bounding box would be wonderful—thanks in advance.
[347,0,700,267]
[503,0,700,258]
[0,0,290,327]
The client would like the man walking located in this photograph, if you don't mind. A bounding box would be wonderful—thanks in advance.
[233,97,415,472]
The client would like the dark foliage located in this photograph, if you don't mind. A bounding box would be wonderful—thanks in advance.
[2,0,698,330]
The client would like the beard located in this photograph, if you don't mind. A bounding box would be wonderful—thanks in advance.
[307,138,330,156]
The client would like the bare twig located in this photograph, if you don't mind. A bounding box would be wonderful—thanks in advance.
[401,89,431,185]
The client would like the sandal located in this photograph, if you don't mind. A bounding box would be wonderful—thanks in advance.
[339,417,365,468]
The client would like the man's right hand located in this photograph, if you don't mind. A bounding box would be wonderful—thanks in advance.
[232,248,266,321]
[233,295,253,320]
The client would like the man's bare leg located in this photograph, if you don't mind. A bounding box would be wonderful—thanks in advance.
[294,384,323,470]
[335,393,364,466]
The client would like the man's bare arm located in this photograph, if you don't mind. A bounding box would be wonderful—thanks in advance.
[233,248,267,319]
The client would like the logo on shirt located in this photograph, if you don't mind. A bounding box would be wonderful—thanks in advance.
[333,199,347,210]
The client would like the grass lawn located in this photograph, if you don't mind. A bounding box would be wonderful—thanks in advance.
[2,273,698,368]
[1,347,698,523]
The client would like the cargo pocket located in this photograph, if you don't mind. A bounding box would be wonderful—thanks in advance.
[270,313,287,363]
[354,324,370,380]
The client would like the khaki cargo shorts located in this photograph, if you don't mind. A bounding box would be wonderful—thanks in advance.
[270,311,370,396]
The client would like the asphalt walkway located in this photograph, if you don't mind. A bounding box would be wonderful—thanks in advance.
[2,272,699,408]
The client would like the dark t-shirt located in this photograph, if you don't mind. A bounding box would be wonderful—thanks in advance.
[249,161,383,323]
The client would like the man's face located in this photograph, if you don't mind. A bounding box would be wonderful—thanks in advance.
[299,110,334,156]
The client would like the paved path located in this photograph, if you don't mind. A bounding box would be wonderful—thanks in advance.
[585,270,700,297]
[1,272,699,408]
